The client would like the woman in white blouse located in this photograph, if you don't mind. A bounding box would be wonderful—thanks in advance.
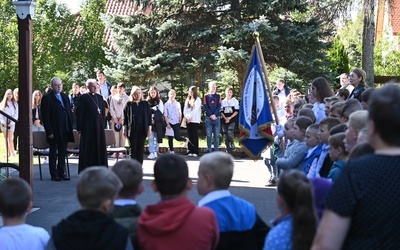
[0,89,19,157]
[310,77,334,124]
[183,86,202,157]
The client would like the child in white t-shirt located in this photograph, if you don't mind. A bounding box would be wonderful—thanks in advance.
[0,178,49,249]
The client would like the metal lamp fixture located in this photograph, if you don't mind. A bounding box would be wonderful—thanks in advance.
[12,1,37,19]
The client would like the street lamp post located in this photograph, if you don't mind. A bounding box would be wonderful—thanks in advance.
[12,0,36,187]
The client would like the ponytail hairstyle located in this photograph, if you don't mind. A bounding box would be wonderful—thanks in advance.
[277,170,317,250]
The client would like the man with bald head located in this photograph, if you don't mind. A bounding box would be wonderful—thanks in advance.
[41,77,74,181]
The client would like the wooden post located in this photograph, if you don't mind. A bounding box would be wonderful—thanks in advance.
[13,1,36,187]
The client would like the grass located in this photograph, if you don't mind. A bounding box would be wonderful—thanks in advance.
[149,134,240,148]
[0,141,19,165]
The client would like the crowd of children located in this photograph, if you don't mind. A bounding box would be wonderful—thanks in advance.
[263,71,400,249]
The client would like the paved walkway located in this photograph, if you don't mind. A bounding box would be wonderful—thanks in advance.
[1,154,279,232]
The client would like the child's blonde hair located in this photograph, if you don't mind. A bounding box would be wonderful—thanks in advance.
[348,110,369,131]
[78,167,122,210]
[199,152,234,189]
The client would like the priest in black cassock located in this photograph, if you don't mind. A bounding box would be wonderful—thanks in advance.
[76,79,107,173]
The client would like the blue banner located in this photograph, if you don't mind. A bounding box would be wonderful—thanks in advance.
[239,46,274,160]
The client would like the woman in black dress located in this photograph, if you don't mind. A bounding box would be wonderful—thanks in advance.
[124,86,151,164]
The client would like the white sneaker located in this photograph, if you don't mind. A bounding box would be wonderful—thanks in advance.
[154,152,158,158]
[187,153,193,157]
[118,153,125,158]
[170,151,175,154]
[148,153,156,159]
[111,153,118,158]
[192,153,198,157]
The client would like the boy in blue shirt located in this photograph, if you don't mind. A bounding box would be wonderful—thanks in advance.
[197,151,269,249]
[302,124,322,175]
[327,132,348,181]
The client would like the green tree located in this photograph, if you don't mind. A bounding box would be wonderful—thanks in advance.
[33,0,77,91]
[326,36,350,89]
[33,0,108,92]
[71,0,110,83]
[103,0,332,92]
[0,0,19,94]
[268,66,308,94]
[337,12,363,69]
[374,36,400,76]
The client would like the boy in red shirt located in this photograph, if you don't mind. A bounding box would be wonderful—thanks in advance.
[138,154,219,250]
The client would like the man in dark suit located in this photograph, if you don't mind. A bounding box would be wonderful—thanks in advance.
[41,77,74,181]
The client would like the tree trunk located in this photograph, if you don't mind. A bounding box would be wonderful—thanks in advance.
[362,0,375,87]
[237,63,245,92]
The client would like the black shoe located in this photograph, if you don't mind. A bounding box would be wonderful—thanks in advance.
[61,175,70,181]
[267,179,277,187]
[51,176,61,181]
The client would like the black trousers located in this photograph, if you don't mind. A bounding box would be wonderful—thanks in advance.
[222,122,236,152]
[187,122,199,154]
[49,133,68,178]
[13,122,19,151]
[129,124,146,164]
[168,123,186,152]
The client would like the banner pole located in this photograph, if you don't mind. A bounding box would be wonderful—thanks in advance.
[254,33,285,154]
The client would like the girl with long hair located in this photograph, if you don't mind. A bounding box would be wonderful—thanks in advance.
[0,89,19,157]
[146,86,164,159]
[32,90,44,132]
[310,77,334,124]
[183,86,202,157]
[264,170,317,250]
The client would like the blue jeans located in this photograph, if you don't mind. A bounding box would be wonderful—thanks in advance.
[205,116,221,152]
[148,131,158,153]
[264,144,280,180]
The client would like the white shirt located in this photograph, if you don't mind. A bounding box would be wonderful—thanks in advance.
[0,101,18,126]
[0,224,49,250]
[99,82,110,99]
[183,97,202,123]
[164,100,181,125]
[313,102,326,124]
[110,93,129,119]
[198,190,231,207]
[114,199,138,206]
[277,91,287,108]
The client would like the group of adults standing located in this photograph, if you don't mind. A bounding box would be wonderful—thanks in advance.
[145,80,239,159]
[0,72,242,180]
